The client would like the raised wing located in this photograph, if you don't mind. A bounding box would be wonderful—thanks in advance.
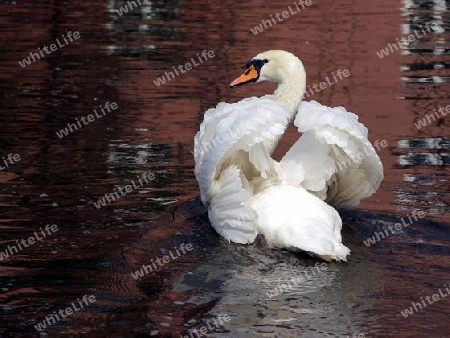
[194,95,291,243]
[280,100,384,207]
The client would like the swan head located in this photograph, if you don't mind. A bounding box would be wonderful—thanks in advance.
[230,50,305,88]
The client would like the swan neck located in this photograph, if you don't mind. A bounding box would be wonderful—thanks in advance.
[263,65,305,154]
[274,66,306,117]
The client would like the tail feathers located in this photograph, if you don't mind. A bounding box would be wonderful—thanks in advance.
[249,185,350,261]
[275,218,351,261]
[208,166,258,244]
[274,218,350,261]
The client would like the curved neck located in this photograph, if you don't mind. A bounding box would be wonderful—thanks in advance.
[273,64,306,118]
[264,63,306,154]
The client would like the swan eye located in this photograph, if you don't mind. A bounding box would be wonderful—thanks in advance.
[264,59,269,63]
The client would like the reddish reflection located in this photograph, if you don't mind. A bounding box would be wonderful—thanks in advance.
[0,0,448,336]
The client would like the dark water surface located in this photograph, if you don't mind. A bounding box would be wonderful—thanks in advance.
[0,0,449,337]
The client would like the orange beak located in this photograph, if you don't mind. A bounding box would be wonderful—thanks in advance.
[230,64,260,88]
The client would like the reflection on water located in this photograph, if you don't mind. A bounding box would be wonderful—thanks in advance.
[107,0,181,59]
[175,240,370,337]
[0,0,449,336]
[397,0,449,224]
[398,138,449,165]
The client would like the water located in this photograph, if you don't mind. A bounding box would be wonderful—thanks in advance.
[0,0,449,336]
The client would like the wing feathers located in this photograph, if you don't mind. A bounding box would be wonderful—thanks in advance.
[195,96,290,243]
[281,100,383,207]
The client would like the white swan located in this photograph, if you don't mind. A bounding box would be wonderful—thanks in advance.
[194,50,383,261]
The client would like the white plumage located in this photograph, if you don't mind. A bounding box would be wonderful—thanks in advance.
[194,50,383,261]
[281,100,384,207]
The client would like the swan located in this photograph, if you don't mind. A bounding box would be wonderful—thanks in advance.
[194,50,383,261]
